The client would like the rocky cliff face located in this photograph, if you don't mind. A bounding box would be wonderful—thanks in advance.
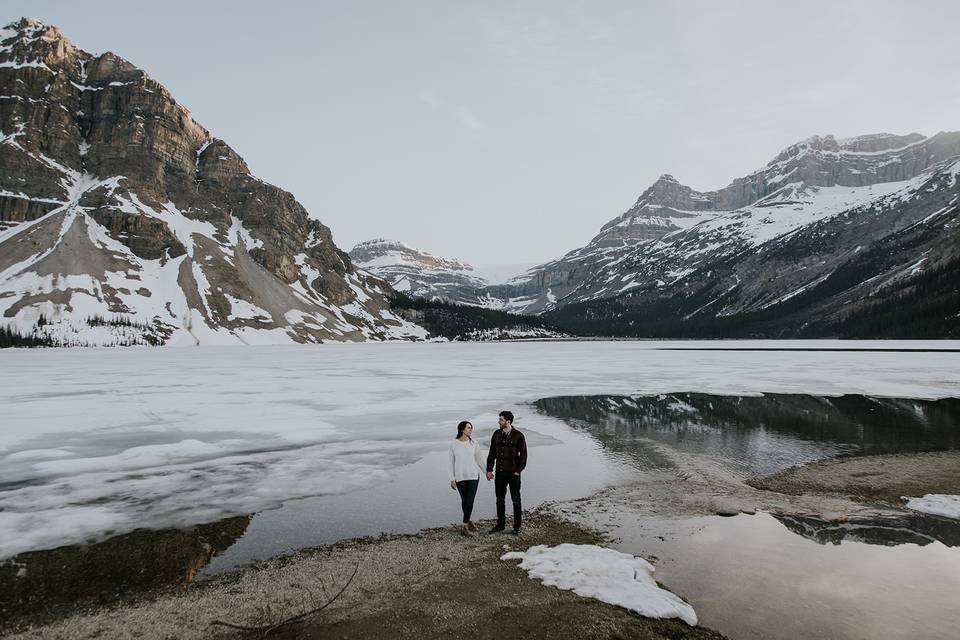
[0,18,427,345]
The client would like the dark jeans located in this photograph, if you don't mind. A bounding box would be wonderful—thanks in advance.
[456,478,479,523]
[494,472,522,530]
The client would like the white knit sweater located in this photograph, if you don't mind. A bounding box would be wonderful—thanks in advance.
[448,438,486,482]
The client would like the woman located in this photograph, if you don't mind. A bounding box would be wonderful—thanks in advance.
[448,420,486,536]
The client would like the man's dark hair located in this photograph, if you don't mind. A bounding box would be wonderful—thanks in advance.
[499,410,514,424]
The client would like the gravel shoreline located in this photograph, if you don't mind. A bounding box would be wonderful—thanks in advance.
[747,450,960,505]
[6,450,959,640]
[3,513,724,640]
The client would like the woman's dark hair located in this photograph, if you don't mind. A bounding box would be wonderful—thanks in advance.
[456,420,472,440]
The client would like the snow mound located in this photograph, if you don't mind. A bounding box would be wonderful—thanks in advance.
[904,494,960,520]
[501,543,698,625]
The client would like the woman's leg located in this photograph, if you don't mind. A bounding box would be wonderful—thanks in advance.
[462,478,479,523]
[455,480,471,523]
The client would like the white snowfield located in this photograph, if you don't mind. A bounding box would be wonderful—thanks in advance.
[1,340,958,559]
[502,543,698,626]
[905,495,960,520]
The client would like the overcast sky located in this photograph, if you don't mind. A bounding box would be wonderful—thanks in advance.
[10,1,960,266]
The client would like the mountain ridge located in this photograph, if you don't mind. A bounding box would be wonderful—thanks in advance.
[492,129,960,316]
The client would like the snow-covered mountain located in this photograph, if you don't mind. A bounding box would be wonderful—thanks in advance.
[350,238,501,306]
[495,131,960,326]
[0,18,427,345]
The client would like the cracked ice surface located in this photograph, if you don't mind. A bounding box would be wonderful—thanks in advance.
[1,340,958,559]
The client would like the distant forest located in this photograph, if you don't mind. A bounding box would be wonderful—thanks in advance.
[543,256,960,339]
[389,293,562,340]
[0,325,55,348]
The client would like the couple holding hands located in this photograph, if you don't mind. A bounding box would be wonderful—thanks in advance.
[448,410,527,536]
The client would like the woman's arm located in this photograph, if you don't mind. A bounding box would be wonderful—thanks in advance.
[473,441,486,472]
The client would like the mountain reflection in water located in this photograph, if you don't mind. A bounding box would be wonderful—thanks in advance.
[774,513,960,548]
[534,393,960,476]
[0,515,251,629]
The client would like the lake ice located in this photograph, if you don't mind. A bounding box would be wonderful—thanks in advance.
[1,340,959,560]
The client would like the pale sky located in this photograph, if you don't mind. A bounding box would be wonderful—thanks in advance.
[9,1,960,266]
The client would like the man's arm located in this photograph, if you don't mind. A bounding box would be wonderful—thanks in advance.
[486,431,497,473]
[517,432,527,474]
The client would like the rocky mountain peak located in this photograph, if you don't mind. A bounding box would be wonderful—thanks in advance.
[588,174,718,249]
[634,173,708,207]
[772,135,841,162]
[2,17,82,68]
[4,17,54,40]
[770,132,928,165]
[836,132,926,153]
[352,238,410,254]
[0,20,426,345]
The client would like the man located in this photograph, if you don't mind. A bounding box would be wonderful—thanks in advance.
[486,410,527,534]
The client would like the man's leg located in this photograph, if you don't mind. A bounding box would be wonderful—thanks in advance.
[508,474,522,531]
[493,473,508,530]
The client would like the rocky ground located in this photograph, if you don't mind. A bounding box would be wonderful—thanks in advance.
[746,450,960,505]
[3,514,724,640]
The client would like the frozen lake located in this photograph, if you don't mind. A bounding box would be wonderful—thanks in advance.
[3,340,960,638]
[2,340,959,560]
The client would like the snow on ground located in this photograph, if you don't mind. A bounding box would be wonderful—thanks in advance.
[1,340,958,559]
[502,543,698,625]
[905,495,960,520]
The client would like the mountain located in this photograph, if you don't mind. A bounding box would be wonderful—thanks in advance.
[0,18,427,346]
[542,134,960,337]
[349,238,490,305]
[500,132,960,317]
[350,239,567,339]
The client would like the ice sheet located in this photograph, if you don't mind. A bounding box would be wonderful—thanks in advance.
[502,543,698,625]
[1,340,958,558]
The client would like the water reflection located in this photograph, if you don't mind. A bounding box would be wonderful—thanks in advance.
[535,393,960,476]
[0,515,250,629]
[773,513,960,548]
[610,512,960,640]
